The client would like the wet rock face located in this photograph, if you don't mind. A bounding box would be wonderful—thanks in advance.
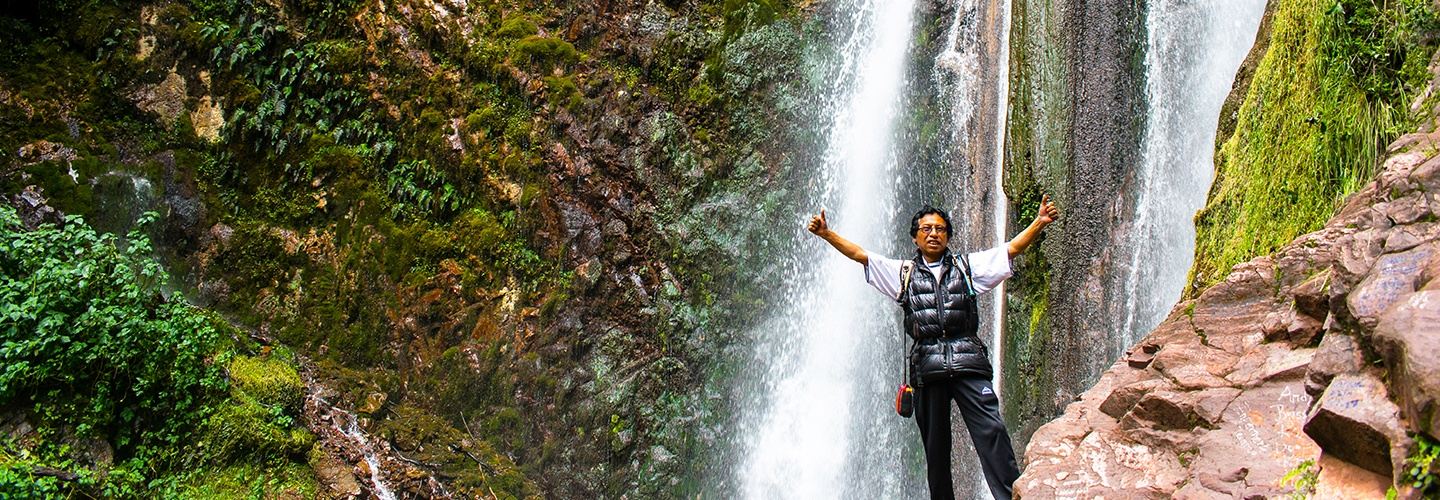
[6,185,64,229]
[1016,107,1440,498]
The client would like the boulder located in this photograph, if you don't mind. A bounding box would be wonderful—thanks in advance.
[1420,251,1440,288]
[1151,341,1238,390]
[313,451,364,498]
[1306,332,1364,399]
[1346,243,1436,329]
[1380,193,1432,226]
[1411,150,1440,193]
[1118,391,1215,450]
[1191,387,1242,427]
[1224,343,1314,387]
[1291,271,1331,320]
[1371,290,1440,436]
[1125,342,1161,369]
[1303,373,1406,476]
[1383,221,1438,253]
[1333,229,1386,290]
[1100,378,1172,420]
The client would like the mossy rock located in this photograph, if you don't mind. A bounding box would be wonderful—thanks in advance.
[199,397,315,462]
[375,405,538,499]
[194,354,313,463]
[228,354,305,413]
[156,461,319,498]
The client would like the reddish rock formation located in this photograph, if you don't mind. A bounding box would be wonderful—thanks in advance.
[1016,117,1440,499]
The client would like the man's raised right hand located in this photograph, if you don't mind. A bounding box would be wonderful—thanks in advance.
[807,209,829,236]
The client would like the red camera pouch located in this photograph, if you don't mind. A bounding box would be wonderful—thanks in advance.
[895,384,914,418]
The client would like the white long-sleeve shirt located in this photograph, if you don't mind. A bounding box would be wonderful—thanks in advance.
[862,246,1012,301]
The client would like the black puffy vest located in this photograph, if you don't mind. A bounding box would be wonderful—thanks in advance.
[901,251,992,383]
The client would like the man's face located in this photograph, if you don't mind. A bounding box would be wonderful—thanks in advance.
[913,213,949,259]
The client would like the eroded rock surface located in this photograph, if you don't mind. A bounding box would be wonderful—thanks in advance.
[1016,109,1440,499]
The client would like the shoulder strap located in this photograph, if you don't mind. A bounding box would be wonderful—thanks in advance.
[953,253,975,295]
[898,260,916,304]
[898,261,915,386]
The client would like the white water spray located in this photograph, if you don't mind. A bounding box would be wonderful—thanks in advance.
[335,412,398,500]
[990,0,1012,404]
[737,1,919,498]
[1114,0,1266,355]
[929,0,1013,495]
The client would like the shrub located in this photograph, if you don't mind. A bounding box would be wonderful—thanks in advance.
[0,208,225,452]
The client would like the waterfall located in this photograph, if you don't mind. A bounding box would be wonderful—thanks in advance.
[735,1,922,497]
[930,0,1013,496]
[1113,0,1266,354]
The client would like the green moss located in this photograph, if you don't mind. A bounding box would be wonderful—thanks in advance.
[195,354,314,464]
[157,461,318,498]
[229,354,305,413]
[211,223,304,298]
[541,75,583,110]
[376,405,537,499]
[1190,0,1439,294]
[513,36,579,72]
[496,17,540,39]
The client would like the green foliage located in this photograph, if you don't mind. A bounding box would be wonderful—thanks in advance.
[155,461,317,499]
[197,390,314,464]
[496,17,540,39]
[1190,0,1439,293]
[1327,0,1439,102]
[386,159,468,218]
[199,6,396,161]
[228,353,305,413]
[542,75,584,110]
[0,208,224,454]
[0,204,319,496]
[1282,459,1319,498]
[1403,433,1440,497]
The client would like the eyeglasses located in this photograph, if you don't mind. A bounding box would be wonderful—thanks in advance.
[917,225,946,235]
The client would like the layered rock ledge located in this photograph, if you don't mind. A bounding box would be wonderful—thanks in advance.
[1016,119,1440,498]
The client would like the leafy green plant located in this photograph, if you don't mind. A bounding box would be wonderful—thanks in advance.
[1402,433,1439,497]
[200,7,395,162]
[0,207,229,494]
[1282,459,1319,498]
[386,159,472,218]
[0,206,321,496]
[0,208,225,447]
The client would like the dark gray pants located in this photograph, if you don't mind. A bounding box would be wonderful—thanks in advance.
[914,377,1019,500]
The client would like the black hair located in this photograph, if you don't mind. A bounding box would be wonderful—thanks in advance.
[909,205,953,238]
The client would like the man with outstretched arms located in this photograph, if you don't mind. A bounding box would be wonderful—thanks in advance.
[805,196,1060,500]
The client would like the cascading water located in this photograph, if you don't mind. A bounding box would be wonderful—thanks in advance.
[734,1,924,497]
[926,0,1013,496]
[932,0,1013,396]
[1111,0,1266,356]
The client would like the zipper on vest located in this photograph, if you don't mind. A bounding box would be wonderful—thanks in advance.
[936,259,947,337]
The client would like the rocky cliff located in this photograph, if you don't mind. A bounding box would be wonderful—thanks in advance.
[1015,30,1440,500]
[1001,0,1149,449]
[1018,134,1440,496]
[1,0,821,497]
